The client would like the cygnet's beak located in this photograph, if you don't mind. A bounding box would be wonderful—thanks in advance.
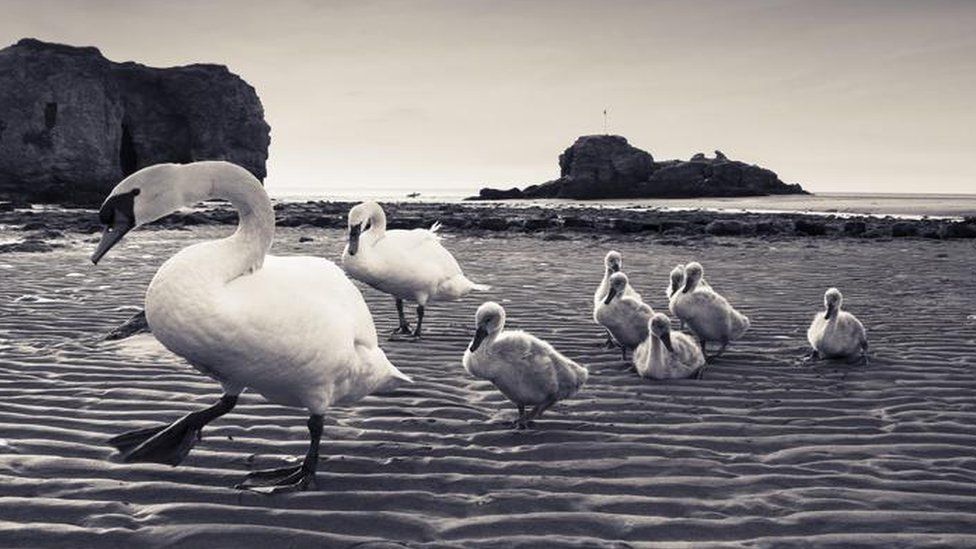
[469,325,488,352]
[604,286,618,305]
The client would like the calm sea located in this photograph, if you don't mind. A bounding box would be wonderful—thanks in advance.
[270,188,976,220]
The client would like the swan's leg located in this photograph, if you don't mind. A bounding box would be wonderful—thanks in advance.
[695,364,708,380]
[514,404,528,430]
[411,305,425,338]
[391,298,412,335]
[237,414,323,493]
[108,394,238,466]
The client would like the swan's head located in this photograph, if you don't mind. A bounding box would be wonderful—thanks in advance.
[91,163,196,264]
[669,264,685,295]
[604,272,629,304]
[469,301,505,352]
[682,262,704,293]
[604,250,623,273]
[346,201,384,256]
[649,313,674,352]
[823,287,843,319]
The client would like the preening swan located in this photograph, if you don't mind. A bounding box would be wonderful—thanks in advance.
[666,264,685,301]
[595,272,654,360]
[593,251,641,347]
[462,302,588,429]
[341,201,489,338]
[670,261,749,362]
[632,313,705,380]
[92,161,411,492]
[807,287,868,364]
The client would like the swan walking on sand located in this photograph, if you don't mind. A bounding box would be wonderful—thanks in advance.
[595,272,654,361]
[92,162,412,492]
[807,287,869,365]
[594,251,641,347]
[633,313,706,380]
[463,302,588,429]
[670,262,749,365]
[342,201,489,339]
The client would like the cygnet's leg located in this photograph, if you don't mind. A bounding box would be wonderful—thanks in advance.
[706,342,728,363]
[390,298,413,336]
[528,398,557,424]
[620,346,629,362]
[806,349,821,362]
[513,404,528,430]
[108,394,238,466]
[237,414,323,493]
[601,331,617,348]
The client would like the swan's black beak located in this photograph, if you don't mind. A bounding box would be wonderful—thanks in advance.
[661,332,674,353]
[824,304,835,320]
[603,287,618,305]
[91,191,137,264]
[469,325,488,352]
[347,225,361,256]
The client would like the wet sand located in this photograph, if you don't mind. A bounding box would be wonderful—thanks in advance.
[1,227,975,547]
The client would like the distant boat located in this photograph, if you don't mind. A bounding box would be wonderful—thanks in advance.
[406,192,421,198]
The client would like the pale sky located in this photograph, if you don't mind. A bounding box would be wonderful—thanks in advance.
[4,0,975,195]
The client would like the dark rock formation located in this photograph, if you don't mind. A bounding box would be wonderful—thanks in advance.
[0,38,270,205]
[470,135,806,200]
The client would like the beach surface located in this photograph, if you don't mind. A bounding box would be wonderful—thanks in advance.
[1,226,975,547]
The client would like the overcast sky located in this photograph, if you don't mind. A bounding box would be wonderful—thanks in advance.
[4,0,975,195]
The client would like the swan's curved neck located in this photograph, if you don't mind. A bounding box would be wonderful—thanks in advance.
[183,166,274,279]
[367,206,388,237]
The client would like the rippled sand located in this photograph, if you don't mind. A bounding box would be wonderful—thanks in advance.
[1,227,975,547]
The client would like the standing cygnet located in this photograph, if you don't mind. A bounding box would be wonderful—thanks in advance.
[807,288,868,364]
[595,272,654,360]
[594,250,641,347]
[670,262,749,361]
[463,302,588,429]
[633,313,706,380]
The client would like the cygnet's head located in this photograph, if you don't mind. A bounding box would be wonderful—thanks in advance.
[469,301,506,352]
[823,287,843,319]
[669,264,685,294]
[604,250,623,273]
[649,313,674,352]
[604,272,629,304]
[346,201,384,256]
[682,262,704,293]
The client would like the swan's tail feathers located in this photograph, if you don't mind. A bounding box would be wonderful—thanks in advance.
[437,274,491,299]
[429,221,442,233]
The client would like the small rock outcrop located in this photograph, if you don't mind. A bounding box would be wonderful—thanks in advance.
[0,38,270,205]
[472,135,806,200]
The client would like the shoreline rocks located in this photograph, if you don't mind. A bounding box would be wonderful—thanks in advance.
[472,135,806,200]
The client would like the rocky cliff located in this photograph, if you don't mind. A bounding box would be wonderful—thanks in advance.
[0,38,270,205]
[473,135,806,200]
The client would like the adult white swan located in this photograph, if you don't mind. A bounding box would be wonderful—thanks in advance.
[341,201,489,338]
[807,287,869,364]
[595,272,654,360]
[593,250,641,346]
[463,302,588,429]
[670,261,749,362]
[91,161,411,492]
[632,313,705,380]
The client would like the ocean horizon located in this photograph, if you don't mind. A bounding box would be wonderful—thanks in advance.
[267,188,976,220]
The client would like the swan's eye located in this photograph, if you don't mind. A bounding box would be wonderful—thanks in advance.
[132,188,141,196]
[363,221,372,231]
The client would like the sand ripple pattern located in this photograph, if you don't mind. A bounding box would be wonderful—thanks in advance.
[1,227,975,547]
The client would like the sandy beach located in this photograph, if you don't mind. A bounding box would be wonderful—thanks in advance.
[1,224,974,547]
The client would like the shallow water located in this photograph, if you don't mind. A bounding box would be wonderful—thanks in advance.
[0,227,975,546]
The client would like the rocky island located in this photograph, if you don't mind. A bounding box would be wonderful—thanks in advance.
[0,38,270,206]
[472,134,806,200]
